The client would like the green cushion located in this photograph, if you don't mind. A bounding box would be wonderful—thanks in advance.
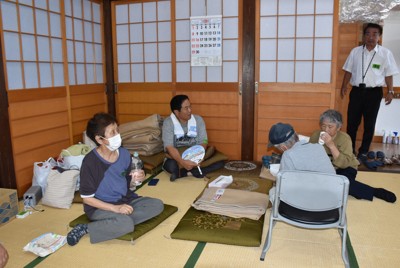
[170,176,272,247]
[170,207,265,247]
[69,204,178,241]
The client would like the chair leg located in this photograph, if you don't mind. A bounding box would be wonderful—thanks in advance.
[260,217,276,261]
[339,227,350,268]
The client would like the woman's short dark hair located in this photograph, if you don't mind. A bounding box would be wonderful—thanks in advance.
[170,95,189,113]
[86,113,117,146]
[363,23,383,35]
[319,109,343,128]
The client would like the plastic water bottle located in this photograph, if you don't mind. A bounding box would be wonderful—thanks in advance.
[131,151,143,170]
[382,130,387,144]
[393,132,399,145]
[387,131,392,144]
[131,152,143,188]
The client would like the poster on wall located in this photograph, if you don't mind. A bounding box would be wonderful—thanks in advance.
[190,15,222,66]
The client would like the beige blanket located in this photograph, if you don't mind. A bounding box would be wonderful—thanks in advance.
[120,114,163,156]
[119,114,161,132]
[192,188,268,220]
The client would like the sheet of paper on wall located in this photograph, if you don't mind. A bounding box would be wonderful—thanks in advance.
[208,175,233,188]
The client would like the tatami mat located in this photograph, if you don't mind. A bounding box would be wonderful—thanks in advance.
[0,170,399,267]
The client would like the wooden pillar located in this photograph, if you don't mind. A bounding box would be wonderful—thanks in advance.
[0,35,17,189]
[104,0,116,116]
[241,0,256,160]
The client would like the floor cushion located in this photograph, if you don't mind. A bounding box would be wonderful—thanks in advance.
[140,151,165,175]
[170,174,273,247]
[69,204,178,241]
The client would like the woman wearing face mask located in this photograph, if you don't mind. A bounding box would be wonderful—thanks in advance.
[66,113,164,246]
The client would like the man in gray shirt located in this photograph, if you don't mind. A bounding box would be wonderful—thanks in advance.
[162,95,223,181]
[269,124,335,174]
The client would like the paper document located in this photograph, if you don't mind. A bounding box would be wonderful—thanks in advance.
[208,175,233,188]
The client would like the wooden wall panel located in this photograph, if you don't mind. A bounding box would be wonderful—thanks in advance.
[254,90,332,161]
[180,91,241,160]
[259,91,331,106]
[70,85,108,143]
[118,103,170,116]
[8,96,70,196]
[8,85,107,197]
[115,89,241,160]
[8,98,67,120]
[116,90,173,124]
[335,23,363,140]
[12,126,70,155]
[11,112,68,137]
[204,117,238,130]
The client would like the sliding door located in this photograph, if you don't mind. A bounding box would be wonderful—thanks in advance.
[0,0,107,195]
[112,0,243,160]
[254,0,339,160]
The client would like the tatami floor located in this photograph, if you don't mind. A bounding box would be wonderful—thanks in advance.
[1,168,399,268]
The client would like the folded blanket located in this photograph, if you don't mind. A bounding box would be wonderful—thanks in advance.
[170,113,197,138]
[120,114,163,156]
[192,188,268,220]
[122,130,162,144]
[124,143,164,156]
[120,127,161,141]
[119,114,161,133]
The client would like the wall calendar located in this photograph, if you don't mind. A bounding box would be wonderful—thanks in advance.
[190,16,222,66]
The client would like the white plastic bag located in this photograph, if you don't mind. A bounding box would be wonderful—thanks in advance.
[58,143,91,170]
[23,233,66,257]
[60,152,85,170]
[32,157,57,196]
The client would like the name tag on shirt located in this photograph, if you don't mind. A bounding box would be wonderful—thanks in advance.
[372,64,381,69]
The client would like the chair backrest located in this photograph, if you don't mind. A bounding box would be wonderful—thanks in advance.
[276,170,349,213]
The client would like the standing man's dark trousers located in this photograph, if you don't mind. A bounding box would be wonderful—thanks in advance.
[347,86,383,156]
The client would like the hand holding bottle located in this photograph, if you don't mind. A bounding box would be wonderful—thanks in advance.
[130,169,145,187]
[130,151,144,187]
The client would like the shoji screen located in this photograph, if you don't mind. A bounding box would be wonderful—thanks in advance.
[259,0,334,83]
[114,1,172,82]
[0,0,64,89]
[175,0,239,82]
[113,0,240,83]
[65,0,103,85]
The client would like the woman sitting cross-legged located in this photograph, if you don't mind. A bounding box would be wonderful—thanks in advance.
[67,113,164,246]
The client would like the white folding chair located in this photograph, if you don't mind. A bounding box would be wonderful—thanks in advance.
[260,170,350,268]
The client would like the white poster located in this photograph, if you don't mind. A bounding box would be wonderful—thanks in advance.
[190,16,222,66]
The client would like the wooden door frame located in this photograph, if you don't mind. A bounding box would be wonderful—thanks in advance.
[104,0,116,116]
[0,34,17,189]
[241,0,256,160]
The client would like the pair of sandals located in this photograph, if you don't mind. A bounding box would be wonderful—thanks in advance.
[359,151,386,171]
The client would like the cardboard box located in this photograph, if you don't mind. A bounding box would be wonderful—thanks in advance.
[0,188,18,226]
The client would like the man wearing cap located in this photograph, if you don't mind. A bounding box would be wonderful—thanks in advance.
[268,123,335,173]
[268,122,396,202]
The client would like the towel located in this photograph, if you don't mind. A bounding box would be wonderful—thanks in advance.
[192,188,268,220]
[170,113,197,138]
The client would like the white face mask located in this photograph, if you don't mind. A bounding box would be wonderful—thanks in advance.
[104,134,122,151]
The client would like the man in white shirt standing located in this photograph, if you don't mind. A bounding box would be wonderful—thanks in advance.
[341,23,399,158]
